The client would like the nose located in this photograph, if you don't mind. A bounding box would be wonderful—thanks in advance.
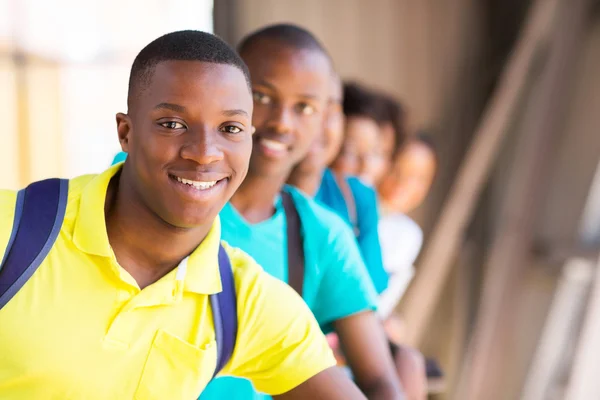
[265,104,294,134]
[179,127,224,165]
[357,155,370,177]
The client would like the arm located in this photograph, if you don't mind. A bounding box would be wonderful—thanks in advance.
[377,215,423,319]
[274,367,367,400]
[335,312,405,400]
[353,181,389,295]
[376,267,415,319]
[306,214,404,399]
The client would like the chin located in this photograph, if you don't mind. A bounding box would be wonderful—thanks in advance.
[249,158,292,178]
[161,208,219,231]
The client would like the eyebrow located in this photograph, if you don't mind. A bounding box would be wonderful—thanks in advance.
[255,80,320,101]
[222,109,250,118]
[154,103,187,112]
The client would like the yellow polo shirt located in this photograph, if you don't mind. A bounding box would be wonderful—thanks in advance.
[0,165,335,400]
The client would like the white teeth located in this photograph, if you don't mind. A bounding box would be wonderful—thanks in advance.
[175,176,218,190]
[260,138,287,151]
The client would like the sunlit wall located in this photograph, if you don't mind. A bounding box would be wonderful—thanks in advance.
[0,0,213,189]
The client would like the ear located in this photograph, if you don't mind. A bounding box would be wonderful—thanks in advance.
[116,113,132,152]
[251,125,256,135]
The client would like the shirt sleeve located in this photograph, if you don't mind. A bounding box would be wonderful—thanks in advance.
[310,217,379,334]
[351,180,389,294]
[379,215,423,274]
[222,245,336,395]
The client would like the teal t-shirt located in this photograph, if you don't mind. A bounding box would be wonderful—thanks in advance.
[315,169,389,294]
[111,151,127,165]
[200,186,378,400]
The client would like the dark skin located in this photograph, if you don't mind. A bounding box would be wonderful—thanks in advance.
[287,71,344,196]
[286,133,327,196]
[233,40,404,400]
[109,59,365,398]
[110,61,253,288]
[231,40,331,222]
[278,368,366,400]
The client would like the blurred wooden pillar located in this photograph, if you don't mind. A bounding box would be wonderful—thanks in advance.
[520,258,595,400]
[398,0,560,347]
[565,254,600,399]
[213,0,241,45]
[0,55,19,189]
[14,52,31,186]
[454,0,591,397]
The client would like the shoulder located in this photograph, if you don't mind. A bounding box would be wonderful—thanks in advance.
[62,174,100,229]
[379,214,423,239]
[218,242,336,393]
[221,241,284,296]
[220,241,263,284]
[221,239,322,331]
[347,176,375,196]
[347,177,378,205]
[379,214,424,255]
[284,185,354,238]
[0,174,99,257]
[347,177,380,222]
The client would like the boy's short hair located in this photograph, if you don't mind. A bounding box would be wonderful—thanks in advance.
[415,131,438,161]
[238,23,330,60]
[380,94,407,156]
[127,30,251,109]
[342,82,386,122]
[343,82,408,156]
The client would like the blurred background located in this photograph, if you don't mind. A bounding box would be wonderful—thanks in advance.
[2,0,600,399]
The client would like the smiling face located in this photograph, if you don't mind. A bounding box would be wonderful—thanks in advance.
[291,71,345,176]
[323,72,345,166]
[116,60,253,229]
[378,140,437,214]
[332,116,381,183]
[241,41,331,178]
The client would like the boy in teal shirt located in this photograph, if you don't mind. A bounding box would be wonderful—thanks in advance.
[201,24,403,400]
[287,72,389,294]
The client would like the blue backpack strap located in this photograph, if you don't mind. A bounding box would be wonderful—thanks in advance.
[0,178,69,309]
[210,244,238,378]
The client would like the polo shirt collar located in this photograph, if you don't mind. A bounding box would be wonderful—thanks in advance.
[72,164,223,295]
[185,217,222,294]
[72,164,119,259]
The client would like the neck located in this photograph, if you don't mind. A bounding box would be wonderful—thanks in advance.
[105,171,212,289]
[287,167,325,197]
[230,170,290,224]
[331,168,345,181]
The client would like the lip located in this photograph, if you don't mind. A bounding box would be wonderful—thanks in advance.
[168,170,230,182]
[254,135,292,159]
[168,174,228,201]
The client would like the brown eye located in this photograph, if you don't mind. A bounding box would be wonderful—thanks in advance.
[160,121,185,129]
[220,125,243,134]
[296,103,316,116]
[253,92,272,105]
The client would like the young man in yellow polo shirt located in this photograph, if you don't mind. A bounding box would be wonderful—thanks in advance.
[0,30,366,399]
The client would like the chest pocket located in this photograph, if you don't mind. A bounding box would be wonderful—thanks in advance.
[135,330,217,400]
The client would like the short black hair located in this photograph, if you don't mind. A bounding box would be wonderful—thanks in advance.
[415,131,438,159]
[380,94,408,156]
[127,30,251,110]
[343,82,409,157]
[238,23,330,60]
[342,82,387,122]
